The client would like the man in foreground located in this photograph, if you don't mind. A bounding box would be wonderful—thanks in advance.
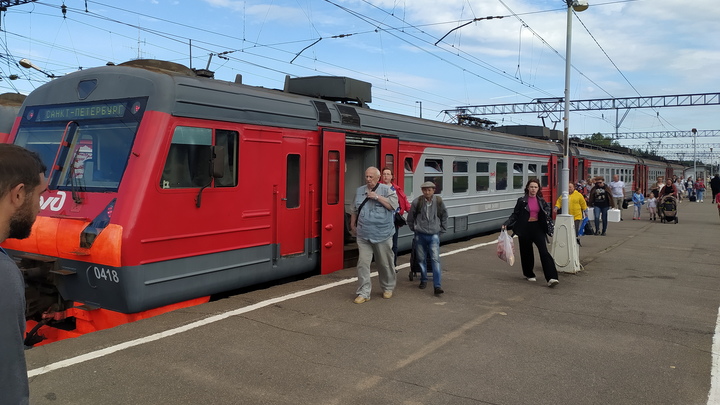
[0,144,48,405]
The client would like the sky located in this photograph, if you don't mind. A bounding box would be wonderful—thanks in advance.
[1,0,718,162]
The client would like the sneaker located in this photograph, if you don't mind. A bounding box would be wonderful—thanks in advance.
[382,291,393,299]
[548,279,559,288]
[526,277,537,282]
[354,296,370,304]
[434,287,444,295]
[419,281,427,289]
[601,232,606,236]
[595,230,600,236]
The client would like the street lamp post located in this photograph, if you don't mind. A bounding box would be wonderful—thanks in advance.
[416,101,423,119]
[19,58,56,79]
[552,0,588,274]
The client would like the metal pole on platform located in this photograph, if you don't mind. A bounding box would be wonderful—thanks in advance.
[692,128,697,178]
[552,0,588,274]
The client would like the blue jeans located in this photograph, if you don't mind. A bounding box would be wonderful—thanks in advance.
[415,233,441,288]
[593,205,610,233]
[697,190,705,201]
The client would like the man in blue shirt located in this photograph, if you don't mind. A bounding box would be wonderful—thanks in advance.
[0,144,48,405]
[350,167,398,303]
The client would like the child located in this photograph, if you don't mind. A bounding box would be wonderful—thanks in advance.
[632,188,645,220]
[647,194,657,221]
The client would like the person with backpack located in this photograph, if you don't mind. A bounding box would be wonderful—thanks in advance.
[406,181,448,295]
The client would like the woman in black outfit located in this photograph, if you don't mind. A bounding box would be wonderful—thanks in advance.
[502,178,559,288]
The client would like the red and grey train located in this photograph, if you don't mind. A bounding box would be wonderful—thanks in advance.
[1,60,683,345]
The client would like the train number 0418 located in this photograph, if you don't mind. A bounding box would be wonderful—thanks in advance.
[93,266,120,283]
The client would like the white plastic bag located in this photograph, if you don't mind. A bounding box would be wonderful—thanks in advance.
[497,229,515,266]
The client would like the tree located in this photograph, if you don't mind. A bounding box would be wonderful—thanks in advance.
[583,132,621,148]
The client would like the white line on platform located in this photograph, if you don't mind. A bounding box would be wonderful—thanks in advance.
[708,306,720,404]
[27,239,499,378]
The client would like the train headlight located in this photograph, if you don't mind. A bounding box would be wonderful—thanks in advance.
[80,198,116,249]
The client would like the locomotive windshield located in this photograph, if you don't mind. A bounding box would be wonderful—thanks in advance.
[13,98,146,192]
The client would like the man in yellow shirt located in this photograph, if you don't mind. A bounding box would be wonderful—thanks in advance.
[554,182,588,245]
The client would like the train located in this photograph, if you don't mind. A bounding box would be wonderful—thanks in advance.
[0,93,26,143]
[1,59,687,346]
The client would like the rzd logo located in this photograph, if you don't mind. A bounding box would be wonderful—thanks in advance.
[40,191,67,212]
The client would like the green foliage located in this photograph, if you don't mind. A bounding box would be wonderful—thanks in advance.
[582,132,621,147]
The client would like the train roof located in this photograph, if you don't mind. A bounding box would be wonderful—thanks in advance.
[21,60,560,156]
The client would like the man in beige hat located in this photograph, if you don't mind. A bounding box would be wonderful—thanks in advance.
[407,181,448,295]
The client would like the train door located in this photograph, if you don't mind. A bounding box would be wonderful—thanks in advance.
[279,136,307,256]
[320,131,345,274]
[380,137,399,177]
[634,163,645,194]
[577,158,586,185]
[549,154,560,206]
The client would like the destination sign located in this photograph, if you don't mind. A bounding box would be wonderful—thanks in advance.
[35,103,127,122]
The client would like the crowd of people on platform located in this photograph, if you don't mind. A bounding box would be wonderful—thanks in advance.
[350,168,720,305]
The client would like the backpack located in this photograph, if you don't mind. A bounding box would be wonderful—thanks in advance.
[412,195,446,220]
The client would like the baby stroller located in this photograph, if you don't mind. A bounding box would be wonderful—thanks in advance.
[659,195,678,223]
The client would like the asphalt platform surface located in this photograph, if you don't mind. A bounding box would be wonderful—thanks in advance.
[25,200,720,405]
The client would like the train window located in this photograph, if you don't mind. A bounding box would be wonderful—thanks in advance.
[424,158,443,194]
[513,163,524,189]
[286,154,301,208]
[528,164,537,177]
[496,162,508,191]
[404,157,414,198]
[541,164,549,188]
[215,130,238,187]
[385,154,394,173]
[327,150,340,205]
[476,161,489,192]
[161,126,212,189]
[453,160,468,193]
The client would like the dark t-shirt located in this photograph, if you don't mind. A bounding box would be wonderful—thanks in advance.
[592,187,610,208]
[0,249,29,405]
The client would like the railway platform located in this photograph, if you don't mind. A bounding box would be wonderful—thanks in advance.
[25,200,720,405]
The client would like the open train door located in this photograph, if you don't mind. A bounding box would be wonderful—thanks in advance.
[320,130,346,274]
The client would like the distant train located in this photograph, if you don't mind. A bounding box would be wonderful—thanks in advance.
[0,93,26,142]
[1,60,687,345]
